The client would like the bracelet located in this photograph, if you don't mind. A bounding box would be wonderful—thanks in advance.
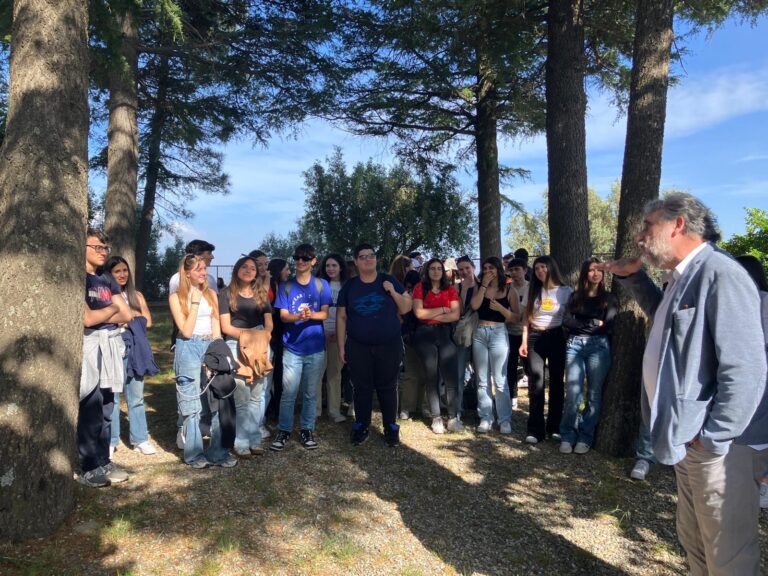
[191,301,200,306]
[480,285,487,290]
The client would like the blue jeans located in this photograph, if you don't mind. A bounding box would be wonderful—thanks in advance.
[226,339,269,451]
[174,337,228,464]
[560,334,611,446]
[279,349,325,432]
[111,356,150,447]
[635,418,656,463]
[472,324,512,424]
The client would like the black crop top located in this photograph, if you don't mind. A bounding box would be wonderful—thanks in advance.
[477,294,510,323]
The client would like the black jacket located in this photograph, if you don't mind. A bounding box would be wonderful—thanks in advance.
[201,339,238,449]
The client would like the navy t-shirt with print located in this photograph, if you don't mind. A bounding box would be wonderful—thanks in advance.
[337,273,405,345]
[274,277,332,355]
[85,273,116,330]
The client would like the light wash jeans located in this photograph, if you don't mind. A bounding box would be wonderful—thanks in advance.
[279,349,325,432]
[226,338,269,451]
[560,334,611,446]
[472,324,511,425]
[111,355,150,447]
[174,337,229,465]
[635,418,656,463]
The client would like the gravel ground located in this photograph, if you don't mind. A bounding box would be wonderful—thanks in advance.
[1,387,766,576]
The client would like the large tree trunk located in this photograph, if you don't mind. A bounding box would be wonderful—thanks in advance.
[595,0,674,457]
[475,14,502,260]
[103,9,139,272]
[545,0,590,282]
[135,56,169,290]
[0,0,89,540]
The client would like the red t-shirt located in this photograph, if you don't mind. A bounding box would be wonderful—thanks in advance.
[413,283,459,325]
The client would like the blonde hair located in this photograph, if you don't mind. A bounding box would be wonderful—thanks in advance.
[228,256,269,312]
[177,254,216,317]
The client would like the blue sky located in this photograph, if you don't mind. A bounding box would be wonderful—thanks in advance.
[163,14,768,267]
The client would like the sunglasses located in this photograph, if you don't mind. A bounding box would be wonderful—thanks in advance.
[293,255,313,262]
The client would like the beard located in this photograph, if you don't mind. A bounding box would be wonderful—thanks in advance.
[638,233,675,269]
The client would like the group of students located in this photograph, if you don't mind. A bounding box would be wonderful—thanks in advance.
[78,229,768,514]
[161,239,626,469]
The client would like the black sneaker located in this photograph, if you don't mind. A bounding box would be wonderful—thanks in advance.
[300,429,319,450]
[76,467,111,488]
[270,430,291,452]
[351,423,369,446]
[384,423,400,447]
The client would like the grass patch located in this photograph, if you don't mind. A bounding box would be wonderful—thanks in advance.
[191,558,221,576]
[215,519,242,554]
[103,515,134,540]
[320,533,362,561]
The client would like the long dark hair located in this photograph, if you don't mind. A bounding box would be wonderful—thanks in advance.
[420,257,450,293]
[479,256,506,291]
[228,256,269,313]
[569,257,608,314]
[526,255,566,318]
[736,255,768,292]
[389,254,412,285]
[268,258,289,296]
[104,255,142,312]
[318,253,348,283]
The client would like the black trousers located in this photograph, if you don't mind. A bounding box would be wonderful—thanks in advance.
[526,328,566,440]
[412,323,459,418]
[346,336,404,428]
[78,386,114,473]
[507,333,525,400]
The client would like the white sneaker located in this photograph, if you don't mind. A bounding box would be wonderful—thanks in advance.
[134,441,157,455]
[431,417,445,435]
[260,426,271,439]
[511,397,519,409]
[332,414,347,423]
[630,459,651,481]
[477,420,493,433]
[517,375,528,389]
[398,410,410,421]
[500,422,512,435]
[759,483,768,509]
[574,442,590,455]
[525,435,538,445]
[446,417,464,433]
[176,428,185,450]
[559,441,573,454]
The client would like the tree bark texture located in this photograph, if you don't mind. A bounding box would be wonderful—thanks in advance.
[595,0,674,457]
[104,9,139,273]
[0,0,89,540]
[475,15,502,261]
[134,56,169,290]
[545,0,590,283]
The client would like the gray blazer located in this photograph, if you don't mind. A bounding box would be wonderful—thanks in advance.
[616,243,768,465]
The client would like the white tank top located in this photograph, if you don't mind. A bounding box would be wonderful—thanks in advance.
[192,296,213,336]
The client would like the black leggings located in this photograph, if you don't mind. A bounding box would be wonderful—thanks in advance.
[526,328,566,440]
[412,323,459,418]
[346,336,404,428]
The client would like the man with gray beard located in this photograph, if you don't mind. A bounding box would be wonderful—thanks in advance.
[600,193,767,576]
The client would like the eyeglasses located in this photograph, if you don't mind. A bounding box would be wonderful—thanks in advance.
[86,245,111,254]
[357,253,376,261]
[293,255,313,262]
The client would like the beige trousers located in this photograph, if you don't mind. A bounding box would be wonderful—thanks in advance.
[317,336,343,418]
[674,443,763,576]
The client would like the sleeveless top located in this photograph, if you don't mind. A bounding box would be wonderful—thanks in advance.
[477,290,510,323]
[192,296,213,336]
